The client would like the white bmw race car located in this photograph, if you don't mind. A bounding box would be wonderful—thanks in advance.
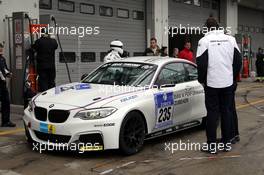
[23,57,206,155]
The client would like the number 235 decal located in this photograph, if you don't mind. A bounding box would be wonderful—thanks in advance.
[154,92,174,129]
[158,106,172,123]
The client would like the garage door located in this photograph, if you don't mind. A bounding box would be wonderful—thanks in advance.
[40,0,146,85]
[168,0,219,27]
[168,0,219,55]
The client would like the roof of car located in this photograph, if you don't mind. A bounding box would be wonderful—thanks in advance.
[112,56,194,66]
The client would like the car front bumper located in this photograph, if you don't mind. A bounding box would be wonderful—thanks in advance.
[23,105,123,152]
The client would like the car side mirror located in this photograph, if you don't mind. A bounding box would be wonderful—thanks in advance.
[81,73,88,81]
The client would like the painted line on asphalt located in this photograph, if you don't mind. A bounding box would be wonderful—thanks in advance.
[98,154,241,174]
[237,84,264,92]
[99,161,137,175]
[179,154,241,161]
[99,169,114,175]
[0,128,24,136]
[236,99,264,109]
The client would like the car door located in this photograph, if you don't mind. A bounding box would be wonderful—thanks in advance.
[183,63,206,120]
[153,62,191,131]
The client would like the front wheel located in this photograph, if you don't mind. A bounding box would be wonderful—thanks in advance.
[119,111,146,155]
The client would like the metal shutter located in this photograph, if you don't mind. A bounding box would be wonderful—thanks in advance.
[40,0,146,85]
[168,0,219,27]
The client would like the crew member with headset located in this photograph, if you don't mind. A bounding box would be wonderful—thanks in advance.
[0,43,16,127]
[32,28,58,92]
[196,17,242,154]
[104,40,129,62]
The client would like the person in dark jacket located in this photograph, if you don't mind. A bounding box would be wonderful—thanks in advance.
[196,17,242,154]
[256,47,264,82]
[0,43,16,127]
[161,46,168,57]
[144,37,161,56]
[33,30,58,92]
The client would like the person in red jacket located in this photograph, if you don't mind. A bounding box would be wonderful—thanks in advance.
[178,41,194,63]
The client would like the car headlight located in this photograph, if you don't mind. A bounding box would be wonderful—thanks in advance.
[74,107,117,120]
[28,100,35,112]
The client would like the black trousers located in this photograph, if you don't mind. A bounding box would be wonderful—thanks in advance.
[0,81,10,124]
[204,85,234,144]
[256,60,264,77]
[37,68,56,92]
[231,84,239,137]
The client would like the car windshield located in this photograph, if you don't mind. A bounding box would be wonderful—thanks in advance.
[82,62,157,86]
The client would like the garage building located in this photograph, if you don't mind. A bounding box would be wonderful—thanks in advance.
[0,0,264,104]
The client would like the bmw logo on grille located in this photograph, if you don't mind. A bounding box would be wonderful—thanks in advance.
[49,104,55,108]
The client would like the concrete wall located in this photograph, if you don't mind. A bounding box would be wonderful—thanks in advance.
[146,0,168,48]
[226,0,238,35]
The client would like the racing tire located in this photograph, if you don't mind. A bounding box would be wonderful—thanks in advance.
[119,111,146,155]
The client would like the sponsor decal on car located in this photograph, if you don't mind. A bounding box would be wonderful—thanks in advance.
[94,123,115,127]
[173,88,204,106]
[39,122,56,134]
[55,83,91,94]
[154,92,174,129]
[120,95,138,103]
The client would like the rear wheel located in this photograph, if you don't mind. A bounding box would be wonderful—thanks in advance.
[119,111,146,155]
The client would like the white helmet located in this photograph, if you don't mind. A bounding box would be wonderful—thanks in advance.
[110,40,124,55]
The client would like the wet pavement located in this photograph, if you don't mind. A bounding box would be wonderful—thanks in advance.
[0,81,264,175]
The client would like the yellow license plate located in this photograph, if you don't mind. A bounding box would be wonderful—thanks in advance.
[79,145,103,151]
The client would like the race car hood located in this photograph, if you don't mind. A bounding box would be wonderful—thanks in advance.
[33,82,143,107]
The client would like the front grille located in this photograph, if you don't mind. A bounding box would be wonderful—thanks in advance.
[34,107,47,121]
[79,133,104,145]
[34,130,71,144]
[48,110,70,123]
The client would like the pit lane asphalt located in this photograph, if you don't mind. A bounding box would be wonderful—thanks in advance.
[0,81,264,175]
